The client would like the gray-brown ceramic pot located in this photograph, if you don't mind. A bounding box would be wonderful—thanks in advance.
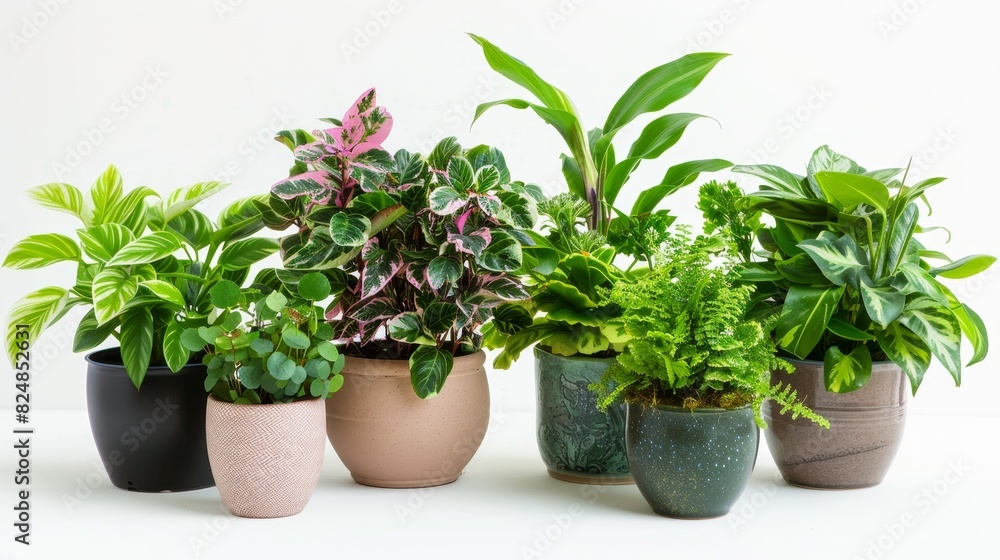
[325,351,490,488]
[206,396,326,518]
[762,359,907,489]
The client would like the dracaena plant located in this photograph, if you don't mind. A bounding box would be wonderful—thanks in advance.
[589,230,828,429]
[3,165,279,387]
[469,35,732,366]
[265,89,540,398]
[182,274,346,405]
[722,145,993,394]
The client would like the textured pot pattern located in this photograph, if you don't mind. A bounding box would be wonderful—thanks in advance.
[326,351,490,488]
[206,396,326,518]
[534,347,632,484]
[762,359,907,489]
[626,403,759,518]
[86,348,214,492]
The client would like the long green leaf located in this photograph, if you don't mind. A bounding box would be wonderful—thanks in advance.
[27,182,88,222]
[603,52,729,133]
[120,307,154,388]
[775,285,845,359]
[218,238,280,271]
[104,186,158,235]
[733,164,807,197]
[72,309,116,353]
[163,321,190,373]
[898,296,962,384]
[107,231,184,266]
[139,280,186,308]
[626,113,706,160]
[90,165,124,226]
[92,267,140,324]
[859,283,905,328]
[468,34,575,112]
[3,234,81,269]
[814,171,889,213]
[929,255,995,279]
[5,287,69,365]
[875,323,931,393]
[161,181,228,224]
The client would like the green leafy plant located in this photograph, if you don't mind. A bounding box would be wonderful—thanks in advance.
[265,90,540,398]
[728,145,992,393]
[469,35,732,366]
[182,274,345,404]
[3,165,277,387]
[590,231,827,428]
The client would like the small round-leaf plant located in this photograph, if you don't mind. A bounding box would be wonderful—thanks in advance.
[590,230,828,429]
[182,273,345,405]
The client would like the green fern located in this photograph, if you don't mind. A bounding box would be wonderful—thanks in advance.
[590,230,827,428]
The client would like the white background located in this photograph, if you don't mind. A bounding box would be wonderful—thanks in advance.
[1,1,998,559]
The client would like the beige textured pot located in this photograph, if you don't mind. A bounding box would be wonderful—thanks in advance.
[206,396,326,518]
[326,351,490,488]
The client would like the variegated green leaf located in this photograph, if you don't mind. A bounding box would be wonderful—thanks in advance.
[90,165,124,226]
[732,164,807,197]
[824,345,872,393]
[161,181,228,224]
[72,309,116,353]
[329,213,370,247]
[218,238,280,270]
[3,234,81,269]
[427,256,462,290]
[167,208,213,250]
[409,345,454,399]
[163,320,191,372]
[120,306,154,388]
[361,245,403,298]
[807,146,863,196]
[139,280,186,308]
[107,231,184,266]
[898,296,962,384]
[77,224,135,263]
[92,267,140,324]
[26,182,88,222]
[387,312,436,346]
[898,263,948,305]
[6,287,69,365]
[105,186,158,234]
[798,234,868,286]
[775,285,845,359]
[875,323,931,393]
[859,283,904,328]
[475,165,501,191]
[429,186,469,215]
[447,156,475,191]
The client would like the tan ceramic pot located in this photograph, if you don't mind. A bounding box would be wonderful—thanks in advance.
[206,396,326,518]
[326,351,490,488]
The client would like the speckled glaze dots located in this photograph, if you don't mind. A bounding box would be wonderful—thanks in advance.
[626,403,758,518]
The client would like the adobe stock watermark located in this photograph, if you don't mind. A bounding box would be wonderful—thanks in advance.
[520,484,610,559]
[213,0,247,21]
[189,503,234,556]
[341,0,403,63]
[727,471,783,531]
[208,107,294,184]
[877,0,931,41]
[394,399,509,524]
[745,84,835,164]
[30,306,85,375]
[854,458,969,560]
[544,0,589,30]
[903,126,958,181]
[412,74,502,155]
[7,0,72,53]
[670,0,754,58]
[51,64,169,180]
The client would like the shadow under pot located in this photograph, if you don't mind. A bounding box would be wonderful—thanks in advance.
[762,359,907,489]
[534,346,632,485]
[325,350,490,488]
[626,402,759,519]
[206,396,326,518]
[85,348,215,492]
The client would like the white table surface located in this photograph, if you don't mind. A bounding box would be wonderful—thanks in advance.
[2,409,996,560]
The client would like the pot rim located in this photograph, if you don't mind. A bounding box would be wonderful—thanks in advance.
[780,355,899,368]
[340,349,486,378]
[534,345,618,364]
[627,401,754,414]
[207,394,322,408]
[85,347,204,375]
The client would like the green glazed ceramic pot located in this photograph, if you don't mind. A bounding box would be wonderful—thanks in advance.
[626,402,758,518]
[534,347,632,484]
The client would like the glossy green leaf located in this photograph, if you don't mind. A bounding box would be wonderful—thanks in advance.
[929,255,995,279]
[898,263,948,305]
[814,171,889,213]
[107,231,184,266]
[427,256,463,290]
[163,321,191,372]
[329,213,371,247]
[92,267,140,324]
[826,317,875,341]
[875,323,931,393]
[218,238,280,271]
[627,113,706,160]
[732,164,807,197]
[798,235,868,286]
[77,224,135,263]
[387,312,435,346]
[161,181,228,224]
[898,296,962,384]
[90,165,125,226]
[140,280,186,308]
[120,306,154,388]
[298,272,332,301]
[3,234,81,269]
[72,309,116,353]
[409,345,454,399]
[775,285,845,359]
[5,287,69,365]
[27,182,87,221]
[859,283,905,328]
[447,156,476,191]
[824,345,872,393]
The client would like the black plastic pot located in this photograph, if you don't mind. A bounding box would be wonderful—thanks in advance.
[85,348,214,492]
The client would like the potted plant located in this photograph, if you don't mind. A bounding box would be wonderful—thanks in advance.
[263,89,540,488]
[722,146,993,488]
[591,229,827,518]
[3,166,278,492]
[470,34,732,483]
[185,274,344,518]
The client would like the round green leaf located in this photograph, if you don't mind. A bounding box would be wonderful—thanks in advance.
[266,352,296,380]
[316,340,340,362]
[328,374,345,394]
[282,327,311,350]
[265,290,288,312]
[298,272,332,301]
[210,280,241,308]
[250,337,274,356]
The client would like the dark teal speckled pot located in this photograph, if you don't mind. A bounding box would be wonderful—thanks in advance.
[534,347,632,484]
[626,402,758,518]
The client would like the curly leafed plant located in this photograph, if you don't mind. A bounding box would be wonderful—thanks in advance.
[265,89,540,398]
[591,231,828,428]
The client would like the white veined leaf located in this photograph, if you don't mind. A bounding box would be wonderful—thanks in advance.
[139,280,186,308]
[90,165,125,226]
[2,234,81,269]
[5,287,69,366]
[161,181,228,224]
[77,224,135,263]
[92,267,140,324]
[106,231,185,266]
[26,182,89,222]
